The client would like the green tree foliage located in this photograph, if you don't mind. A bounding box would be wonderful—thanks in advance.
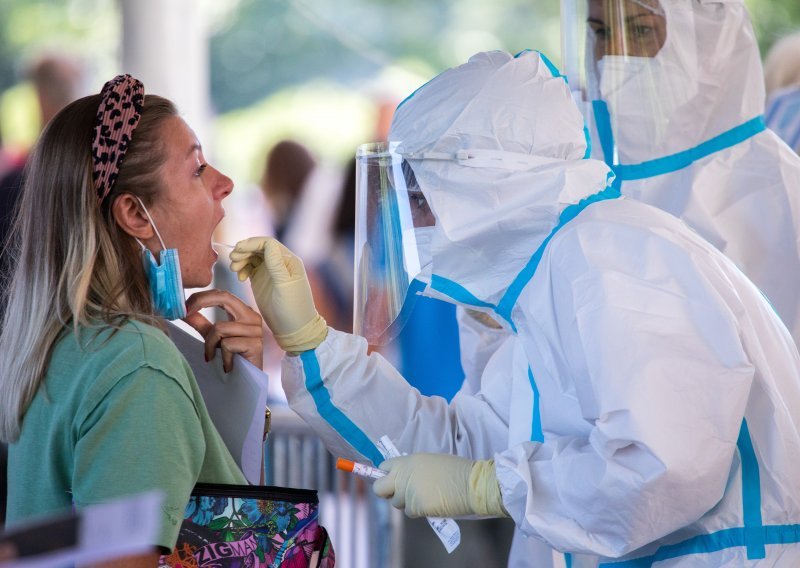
[209,0,561,113]
[0,0,118,92]
[747,0,800,53]
[0,0,798,114]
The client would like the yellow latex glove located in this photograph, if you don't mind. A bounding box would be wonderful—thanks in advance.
[466,309,503,329]
[230,237,327,353]
[372,453,508,519]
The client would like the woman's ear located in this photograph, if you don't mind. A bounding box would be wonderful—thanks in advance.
[111,194,154,240]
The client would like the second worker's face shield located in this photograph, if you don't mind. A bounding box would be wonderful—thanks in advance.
[562,0,667,91]
[354,141,435,345]
[562,0,699,163]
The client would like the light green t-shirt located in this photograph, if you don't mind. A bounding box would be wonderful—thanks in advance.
[6,320,247,549]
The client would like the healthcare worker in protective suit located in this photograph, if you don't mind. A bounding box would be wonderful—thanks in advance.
[231,50,800,566]
[559,0,800,346]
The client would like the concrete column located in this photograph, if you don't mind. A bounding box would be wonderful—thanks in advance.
[120,0,212,147]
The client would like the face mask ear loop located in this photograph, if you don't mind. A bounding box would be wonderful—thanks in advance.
[133,196,168,253]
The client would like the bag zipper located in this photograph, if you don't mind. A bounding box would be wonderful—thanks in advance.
[192,482,318,504]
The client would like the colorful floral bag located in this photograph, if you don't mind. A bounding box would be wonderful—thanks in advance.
[159,483,335,568]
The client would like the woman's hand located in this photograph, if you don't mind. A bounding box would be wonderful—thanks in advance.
[183,289,264,372]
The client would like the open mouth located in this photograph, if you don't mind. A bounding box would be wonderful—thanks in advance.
[210,210,226,260]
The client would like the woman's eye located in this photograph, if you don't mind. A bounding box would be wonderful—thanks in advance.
[630,25,653,39]
[196,164,208,177]
[590,24,608,42]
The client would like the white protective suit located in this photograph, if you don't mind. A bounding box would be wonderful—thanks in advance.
[579,0,800,346]
[281,51,800,566]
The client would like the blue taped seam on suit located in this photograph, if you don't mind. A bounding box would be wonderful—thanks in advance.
[428,275,515,331]
[527,367,544,443]
[532,50,592,157]
[592,99,616,165]
[514,49,561,80]
[614,116,766,180]
[430,184,620,332]
[582,124,593,159]
[598,525,800,567]
[300,350,385,466]
[600,418,775,566]
[737,419,766,559]
[537,51,563,79]
[494,184,621,325]
[395,74,438,111]
[591,100,766,181]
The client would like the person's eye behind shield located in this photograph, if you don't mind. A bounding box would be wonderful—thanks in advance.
[401,160,435,228]
[587,0,666,59]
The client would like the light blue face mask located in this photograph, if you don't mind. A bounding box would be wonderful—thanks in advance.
[135,198,187,320]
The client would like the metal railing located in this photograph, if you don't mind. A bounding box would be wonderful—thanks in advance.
[264,405,402,567]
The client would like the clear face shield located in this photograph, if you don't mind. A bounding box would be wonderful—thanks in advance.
[563,0,696,163]
[353,142,435,345]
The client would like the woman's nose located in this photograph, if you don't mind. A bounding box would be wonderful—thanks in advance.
[213,167,234,199]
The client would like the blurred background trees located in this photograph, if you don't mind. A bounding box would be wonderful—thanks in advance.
[0,0,796,207]
[0,0,800,175]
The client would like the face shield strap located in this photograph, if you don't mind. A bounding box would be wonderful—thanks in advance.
[404,149,565,172]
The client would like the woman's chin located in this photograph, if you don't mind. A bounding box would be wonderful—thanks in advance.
[182,270,213,290]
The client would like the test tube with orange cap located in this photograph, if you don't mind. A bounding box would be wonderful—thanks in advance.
[336,458,388,480]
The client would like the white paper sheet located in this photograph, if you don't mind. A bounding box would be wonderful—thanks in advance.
[167,322,269,484]
[0,491,163,568]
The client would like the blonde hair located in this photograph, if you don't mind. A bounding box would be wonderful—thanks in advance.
[764,32,800,97]
[0,93,177,442]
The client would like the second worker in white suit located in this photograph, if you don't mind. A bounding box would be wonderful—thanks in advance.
[562,0,800,346]
[232,51,800,566]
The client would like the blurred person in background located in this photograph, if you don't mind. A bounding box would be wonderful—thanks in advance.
[764,31,800,153]
[0,75,263,565]
[259,139,347,332]
[316,156,356,332]
[0,127,26,240]
[261,139,318,245]
[0,53,85,217]
[1,53,85,295]
[0,125,25,284]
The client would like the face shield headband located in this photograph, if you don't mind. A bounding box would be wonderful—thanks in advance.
[92,74,145,202]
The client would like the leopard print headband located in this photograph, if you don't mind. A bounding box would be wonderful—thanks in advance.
[91,74,145,202]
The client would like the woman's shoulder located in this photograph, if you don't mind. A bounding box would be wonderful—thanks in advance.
[79,319,184,363]
[56,319,195,396]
